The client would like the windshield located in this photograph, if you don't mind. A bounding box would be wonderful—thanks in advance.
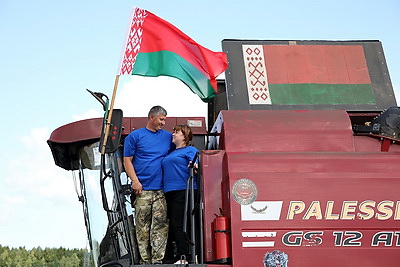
[76,142,114,266]
[76,141,134,266]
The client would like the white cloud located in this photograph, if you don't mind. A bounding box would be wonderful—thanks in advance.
[72,108,102,121]
[0,196,26,224]
[114,76,208,119]
[7,127,75,201]
[0,127,86,249]
[20,127,49,148]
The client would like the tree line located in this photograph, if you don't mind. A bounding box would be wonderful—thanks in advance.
[0,245,92,267]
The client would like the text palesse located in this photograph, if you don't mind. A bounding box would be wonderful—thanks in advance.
[286,200,400,220]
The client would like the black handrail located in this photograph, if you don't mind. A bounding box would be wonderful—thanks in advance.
[183,152,199,264]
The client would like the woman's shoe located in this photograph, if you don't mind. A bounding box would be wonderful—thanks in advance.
[174,259,188,264]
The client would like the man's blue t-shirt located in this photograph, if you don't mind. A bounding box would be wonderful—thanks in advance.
[162,146,198,193]
[124,127,173,190]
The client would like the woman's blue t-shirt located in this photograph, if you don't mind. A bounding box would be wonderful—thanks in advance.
[124,127,173,190]
[162,146,198,193]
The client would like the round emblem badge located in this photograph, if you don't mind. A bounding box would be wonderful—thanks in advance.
[232,178,258,205]
[263,250,288,267]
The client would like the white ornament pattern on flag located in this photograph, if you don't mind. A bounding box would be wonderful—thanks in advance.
[242,45,271,104]
[120,8,147,75]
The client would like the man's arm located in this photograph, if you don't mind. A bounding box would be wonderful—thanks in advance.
[123,156,143,195]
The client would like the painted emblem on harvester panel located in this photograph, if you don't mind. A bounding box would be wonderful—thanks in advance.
[263,250,288,267]
[232,178,258,205]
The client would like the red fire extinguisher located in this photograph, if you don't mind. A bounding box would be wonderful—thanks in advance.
[213,213,232,263]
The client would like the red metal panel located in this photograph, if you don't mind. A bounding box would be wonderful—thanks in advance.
[128,117,207,134]
[219,110,354,153]
[201,150,226,262]
[224,151,400,266]
[175,117,207,134]
[127,117,148,132]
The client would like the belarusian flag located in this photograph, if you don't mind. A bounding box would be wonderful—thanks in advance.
[118,7,228,102]
[242,44,376,105]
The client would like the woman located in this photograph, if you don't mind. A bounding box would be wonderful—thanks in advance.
[162,124,198,264]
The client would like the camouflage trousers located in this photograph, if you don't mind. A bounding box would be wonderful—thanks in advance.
[134,190,168,264]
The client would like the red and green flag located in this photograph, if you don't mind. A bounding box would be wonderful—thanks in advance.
[264,45,375,105]
[118,7,228,102]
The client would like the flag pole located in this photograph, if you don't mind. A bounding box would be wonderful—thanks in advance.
[101,74,120,155]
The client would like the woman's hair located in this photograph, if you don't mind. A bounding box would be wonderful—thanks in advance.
[173,124,193,146]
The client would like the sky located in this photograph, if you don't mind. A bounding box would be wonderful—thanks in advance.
[0,0,399,250]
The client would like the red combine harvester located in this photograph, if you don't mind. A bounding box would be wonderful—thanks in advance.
[48,40,400,267]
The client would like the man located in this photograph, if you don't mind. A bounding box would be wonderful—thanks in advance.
[123,105,173,264]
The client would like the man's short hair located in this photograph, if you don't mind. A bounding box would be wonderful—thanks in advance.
[148,106,167,119]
